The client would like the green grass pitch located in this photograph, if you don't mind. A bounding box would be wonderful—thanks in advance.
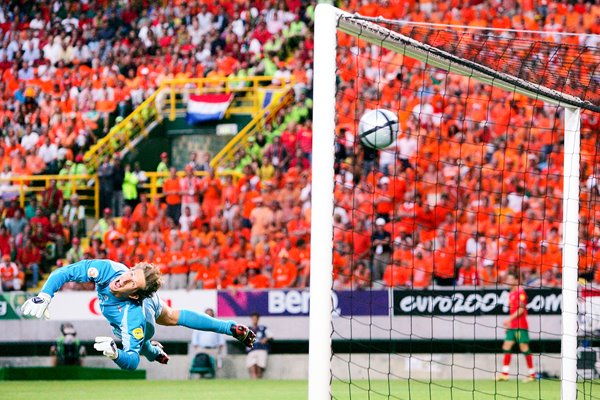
[3,379,600,399]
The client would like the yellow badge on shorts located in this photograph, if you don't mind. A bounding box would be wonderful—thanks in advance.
[132,328,144,340]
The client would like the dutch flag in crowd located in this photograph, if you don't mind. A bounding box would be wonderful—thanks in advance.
[186,93,234,124]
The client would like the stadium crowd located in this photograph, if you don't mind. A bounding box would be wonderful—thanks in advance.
[0,0,599,292]
[333,0,600,289]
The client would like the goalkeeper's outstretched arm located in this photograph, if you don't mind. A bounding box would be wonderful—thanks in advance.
[40,259,119,297]
[21,260,103,319]
[21,259,124,319]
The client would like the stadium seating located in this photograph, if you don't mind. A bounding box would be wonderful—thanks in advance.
[189,353,216,379]
[0,0,598,291]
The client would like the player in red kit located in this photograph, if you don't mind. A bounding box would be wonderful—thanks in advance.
[497,272,536,382]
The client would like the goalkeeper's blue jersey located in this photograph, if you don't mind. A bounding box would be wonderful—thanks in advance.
[41,259,159,370]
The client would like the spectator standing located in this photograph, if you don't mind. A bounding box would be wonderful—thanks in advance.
[63,194,86,239]
[180,165,201,218]
[249,197,274,246]
[187,151,201,171]
[40,179,64,217]
[57,161,74,199]
[122,163,139,210]
[190,308,226,375]
[72,155,89,191]
[200,169,222,219]
[264,136,289,171]
[247,312,273,379]
[156,152,169,187]
[112,156,125,216]
[371,218,391,281]
[47,213,65,259]
[133,162,148,195]
[97,155,115,214]
[197,152,211,172]
[163,167,182,225]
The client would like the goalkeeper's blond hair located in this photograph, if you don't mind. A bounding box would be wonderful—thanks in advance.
[131,262,163,301]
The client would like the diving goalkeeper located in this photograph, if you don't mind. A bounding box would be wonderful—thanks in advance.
[21,259,256,370]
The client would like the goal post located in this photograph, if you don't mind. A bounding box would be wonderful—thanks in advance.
[561,107,581,400]
[310,4,598,400]
[309,4,337,400]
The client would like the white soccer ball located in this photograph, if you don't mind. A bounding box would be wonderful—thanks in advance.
[358,109,399,149]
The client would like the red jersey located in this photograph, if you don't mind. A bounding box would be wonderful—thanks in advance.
[508,287,529,329]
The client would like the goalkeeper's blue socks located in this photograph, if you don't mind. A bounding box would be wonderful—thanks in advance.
[177,309,235,335]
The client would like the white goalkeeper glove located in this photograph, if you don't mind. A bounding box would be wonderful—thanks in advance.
[21,293,51,319]
[94,336,119,360]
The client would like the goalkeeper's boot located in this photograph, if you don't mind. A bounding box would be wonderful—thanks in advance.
[523,373,537,383]
[496,372,509,381]
[231,324,256,348]
[150,340,170,365]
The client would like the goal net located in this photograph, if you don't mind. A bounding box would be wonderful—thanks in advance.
[309,5,600,400]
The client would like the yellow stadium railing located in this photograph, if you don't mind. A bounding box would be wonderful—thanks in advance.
[210,88,295,169]
[84,76,294,174]
[84,92,162,172]
[3,170,243,221]
[0,174,99,218]
[158,76,294,119]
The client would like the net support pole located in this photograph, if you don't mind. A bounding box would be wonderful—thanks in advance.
[309,4,337,400]
[561,107,580,400]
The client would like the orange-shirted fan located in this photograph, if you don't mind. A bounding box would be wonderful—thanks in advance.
[383,261,412,287]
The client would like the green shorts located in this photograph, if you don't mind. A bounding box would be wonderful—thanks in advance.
[505,329,530,344]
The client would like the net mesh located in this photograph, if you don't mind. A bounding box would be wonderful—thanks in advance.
[328,15,600,400]
[395,24,600,106]
[344,19,600,108]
